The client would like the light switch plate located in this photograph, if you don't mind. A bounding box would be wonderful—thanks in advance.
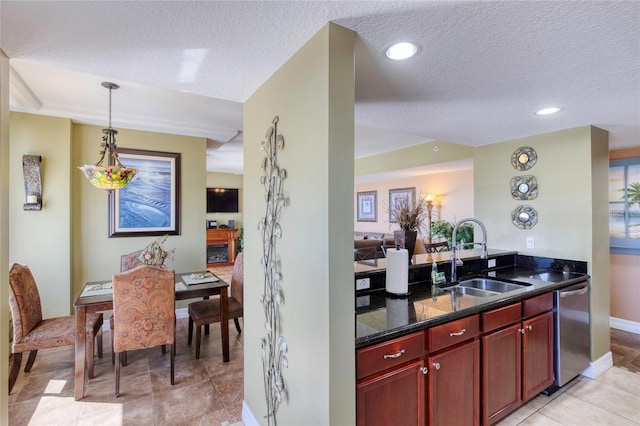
[526,237,535,249]
[356,278,370,290]
[488,259,496,268]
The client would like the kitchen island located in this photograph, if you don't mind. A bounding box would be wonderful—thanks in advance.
[354,248,589,426]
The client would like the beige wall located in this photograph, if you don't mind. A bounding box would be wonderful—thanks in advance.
[475,126,610,361]
[609,147,640,324]
[610,253,640,323]
[244,23,355,425]
[9,113,72,317]
[354,168,474,237]
[206,171,243,229]
[1,48,10,426]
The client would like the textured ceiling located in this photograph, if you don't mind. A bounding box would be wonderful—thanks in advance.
[2,1,639,175]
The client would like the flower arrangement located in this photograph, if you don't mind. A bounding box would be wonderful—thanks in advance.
[388,197,429,233]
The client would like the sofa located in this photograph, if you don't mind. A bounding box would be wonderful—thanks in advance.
[354,232,428,261]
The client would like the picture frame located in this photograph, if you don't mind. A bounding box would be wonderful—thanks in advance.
[357,191,377,222]
[389,187,415,223]
[108,148,181,237]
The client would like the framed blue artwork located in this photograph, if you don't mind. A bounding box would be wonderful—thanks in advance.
[108,148,181,237]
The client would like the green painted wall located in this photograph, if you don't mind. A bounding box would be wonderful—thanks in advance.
[9,113,72,318]
[243,23,355,425]
[355,139,473,177]
[474,126,610,361]
[206,171,243,230]
[8,113,209,315]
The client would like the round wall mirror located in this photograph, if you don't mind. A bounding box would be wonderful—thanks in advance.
[511,205,538,229]
[511,146,537,171]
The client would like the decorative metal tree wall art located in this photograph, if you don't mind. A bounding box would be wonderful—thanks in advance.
[259,116,288,426]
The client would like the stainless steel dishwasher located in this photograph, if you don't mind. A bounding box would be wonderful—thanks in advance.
[546,280,591,395]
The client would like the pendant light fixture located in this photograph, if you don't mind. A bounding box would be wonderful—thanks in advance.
[78,82,137,190]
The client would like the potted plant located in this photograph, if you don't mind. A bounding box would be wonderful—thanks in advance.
[429,219,474,249]
[387,197,429,260]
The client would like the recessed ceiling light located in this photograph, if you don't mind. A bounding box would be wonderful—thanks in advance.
[385,42,420,60]
[535,107,563,115]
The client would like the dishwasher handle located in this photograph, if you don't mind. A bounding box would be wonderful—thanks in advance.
[559,282,589,298]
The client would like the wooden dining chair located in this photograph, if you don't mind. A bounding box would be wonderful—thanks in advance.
[110,250,144,365]
[112,265,176,396]
[424,241,450,253]
[8,263,103,393]
[188,252,244,359]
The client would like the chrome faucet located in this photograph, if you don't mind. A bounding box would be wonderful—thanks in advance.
[450,218,488,282]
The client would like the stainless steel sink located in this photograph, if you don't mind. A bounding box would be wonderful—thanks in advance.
[444,278,530,298]
[450,286,497,297]
[527,271,577,282]
[458,278,529,293]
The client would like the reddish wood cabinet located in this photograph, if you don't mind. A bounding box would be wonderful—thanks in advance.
[356,291,554,426]
[426,339,480,426]
[357,359,426,426]
[356,332,426,426]
[481,294,554,425]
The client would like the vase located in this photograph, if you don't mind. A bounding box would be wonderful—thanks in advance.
[393,230,418,263]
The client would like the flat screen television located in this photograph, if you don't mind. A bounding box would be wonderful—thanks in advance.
[206,188,239,213]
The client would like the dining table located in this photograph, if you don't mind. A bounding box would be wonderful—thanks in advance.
[73,270,229,400]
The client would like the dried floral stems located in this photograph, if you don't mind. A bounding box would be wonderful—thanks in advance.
[258,116,288,426]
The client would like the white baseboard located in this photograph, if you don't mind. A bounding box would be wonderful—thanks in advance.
[610,316,640,334]
[176,307,188,320]
[242,400,259,426]
[581,351,613,379]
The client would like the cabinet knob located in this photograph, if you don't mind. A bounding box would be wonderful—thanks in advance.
[519,328,525,334]
[449,328,466,337]
[526,325,533,331]
[421,367,429,375]
[433,362,441,370]
[383,349,405,360]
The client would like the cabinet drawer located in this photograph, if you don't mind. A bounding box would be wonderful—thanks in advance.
[482,303,521,333]
[522,292,553,318]
[357,332,424,380]
[427,314,480,353]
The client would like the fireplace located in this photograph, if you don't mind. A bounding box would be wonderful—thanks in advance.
[207,243,229,264]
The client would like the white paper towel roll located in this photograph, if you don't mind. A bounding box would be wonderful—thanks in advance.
[386,248,409,295]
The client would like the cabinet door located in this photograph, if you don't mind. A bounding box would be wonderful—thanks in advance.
[522,311,553,400]
[482,323,522,425]
[357,359,425,426]
[427,340,480,426]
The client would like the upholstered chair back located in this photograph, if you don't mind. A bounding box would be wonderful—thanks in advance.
[112,265,176,353]
[120,250,144,272]
[231,252,244,306]
[8,264,43,346]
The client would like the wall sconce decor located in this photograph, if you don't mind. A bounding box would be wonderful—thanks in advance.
[78,82,137,190]
[23,155,42,211]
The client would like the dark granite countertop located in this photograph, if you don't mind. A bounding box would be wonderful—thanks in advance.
[355,259,589,349]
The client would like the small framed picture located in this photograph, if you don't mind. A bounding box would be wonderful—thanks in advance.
[357,191,377,222]
[389,187,415,223]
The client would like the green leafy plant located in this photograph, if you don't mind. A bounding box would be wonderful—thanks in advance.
[237,222,244,253]
[429,219,474,249]
[620,182,640,208]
